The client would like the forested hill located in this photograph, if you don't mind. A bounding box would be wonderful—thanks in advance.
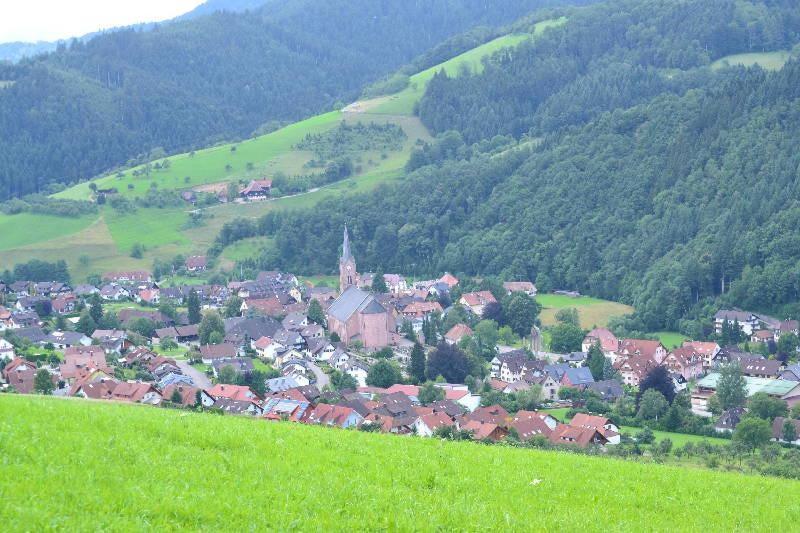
[0,0,578,200]
[242,0,800,334]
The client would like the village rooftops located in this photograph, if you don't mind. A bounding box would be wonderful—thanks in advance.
[696,373,799,397]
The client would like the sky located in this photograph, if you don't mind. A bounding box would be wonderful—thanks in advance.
[0,0,206,43]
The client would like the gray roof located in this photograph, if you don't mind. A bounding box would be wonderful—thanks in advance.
[327,286,386,322]
[563,367,595,386]
[266,376,300,392]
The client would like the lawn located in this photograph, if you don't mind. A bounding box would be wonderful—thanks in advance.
[536,294,634,329]
[619,426,729,447]
[711,50,794,71]
[655,331,689,349]
[2,395,798,531]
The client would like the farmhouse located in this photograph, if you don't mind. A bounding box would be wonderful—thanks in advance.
[240,179,272,200]
[503,281,537,296]
[459,291,497,316]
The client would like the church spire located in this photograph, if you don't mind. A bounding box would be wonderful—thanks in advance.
[342,225,352,261]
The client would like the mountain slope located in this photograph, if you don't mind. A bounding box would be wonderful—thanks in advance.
[2,396,798,530]
[0,0,580,200]
[245,0,800,332]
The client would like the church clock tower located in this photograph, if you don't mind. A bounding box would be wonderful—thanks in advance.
[339,225,358,292]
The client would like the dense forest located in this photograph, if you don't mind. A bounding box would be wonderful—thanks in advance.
[216,0,800,334]
[0,0,581,200]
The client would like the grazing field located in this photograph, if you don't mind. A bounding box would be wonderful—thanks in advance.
[711,50,794,71]
[536,294,634,328]
[655,331,689,349]
[1,396,798,531]
[0,212,97,251]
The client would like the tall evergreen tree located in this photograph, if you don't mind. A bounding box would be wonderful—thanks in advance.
[187,290,202,325]
[409,342,426,384]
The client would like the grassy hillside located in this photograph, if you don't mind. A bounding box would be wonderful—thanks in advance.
[1,26,545,281]
[711,50,795,71]
[536,294,634,329]
[2,396,799,531]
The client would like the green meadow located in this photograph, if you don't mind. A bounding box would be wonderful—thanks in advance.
[2,395,798,531]
[655,331,689,349]
[711,50,794,71]
[536,293,634,329]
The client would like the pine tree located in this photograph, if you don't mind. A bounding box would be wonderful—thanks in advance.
[587,342,605,381]
[371,269,388,293]
[307,299,326,325]
[88,293,103,325]
[187,290,201,325]
[409,342,426,384]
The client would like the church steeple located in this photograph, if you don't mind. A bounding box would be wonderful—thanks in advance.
[339,225,358,292]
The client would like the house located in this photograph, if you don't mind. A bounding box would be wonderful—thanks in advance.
[266,376,300,393]
[99,283,130,301]
[185,256,208,272]
[253,336,284,361]
[444,324,473,345]
[137,289,160,305]
[581,328,619,358]
[199,343,238,364]
[465,405,509,426]
[212,398,264,416]
[779,364,800,382]
[342,360,370,388]
[459,291,497,316]
[0,338,14,360]
[560,367,595,388]
[436,384,481,412]
[715,407,747,433]
[461,420,509,441]
[693,373,800,415]
[91,329,128,354]
[2,358,40,394]
[42,331,92,350]
[490,351,541,382]
[438,273,459,288]
[241,296,284,317]
[563,352,587,366]
[240,179,272,200]
[103,271,152,283]
[304,403,364,428]
[528,373,561,401]
[282,312,308,331]
[733,355,781,378]
[548,425,609,447]
[509,410,559,442]
[9,311,40,329]
[60,347,112,381]
[714,310,760,336]
[212,358,254,378]
[162,384,201,407]
[110,382,162,404]
[71,375,120,400]
[569,413,620,444]
[682,341,721,370]
[51,295,77,315]
[503,281,536,296]
[618,339,667,364]
[614,354,658,387]
[262,398,311,421]
[663,347,705,380]
[772,417,800,445]
[401,301,443,319]
[413,411,456,437]
[203,384,260,405]
[586,379,624,401]
[751,330,775,344]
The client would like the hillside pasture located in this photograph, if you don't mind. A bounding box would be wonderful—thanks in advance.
[711,50,794,71]
[536,294,634,329]
[1,396,799,531]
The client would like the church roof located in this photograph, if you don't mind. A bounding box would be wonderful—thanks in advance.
[328,286,386,322]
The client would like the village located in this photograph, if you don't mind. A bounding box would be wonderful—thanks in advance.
[2,227,800,455]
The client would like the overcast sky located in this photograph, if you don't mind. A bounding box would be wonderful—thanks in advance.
[1,1,205,43]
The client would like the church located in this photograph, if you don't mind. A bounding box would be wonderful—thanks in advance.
[326,226,394,349]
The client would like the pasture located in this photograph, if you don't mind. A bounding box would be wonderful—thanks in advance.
[655,331,689,349]
[1,395,798,531]
[711,50,794,71]
[536,294,634,328]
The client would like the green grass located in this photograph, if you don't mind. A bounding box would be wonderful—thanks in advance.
[537,294,634,329]
[105,207,190,253]
[711,50,794,71]
[541,407,572,422]
[619,426,729,447]
[655,331,689,349]
[2,395,799,531]
[0,212,97,251]
[55,111,344,200]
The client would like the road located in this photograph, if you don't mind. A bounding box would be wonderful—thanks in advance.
[177,360,212,389]
[307,361,329,389]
